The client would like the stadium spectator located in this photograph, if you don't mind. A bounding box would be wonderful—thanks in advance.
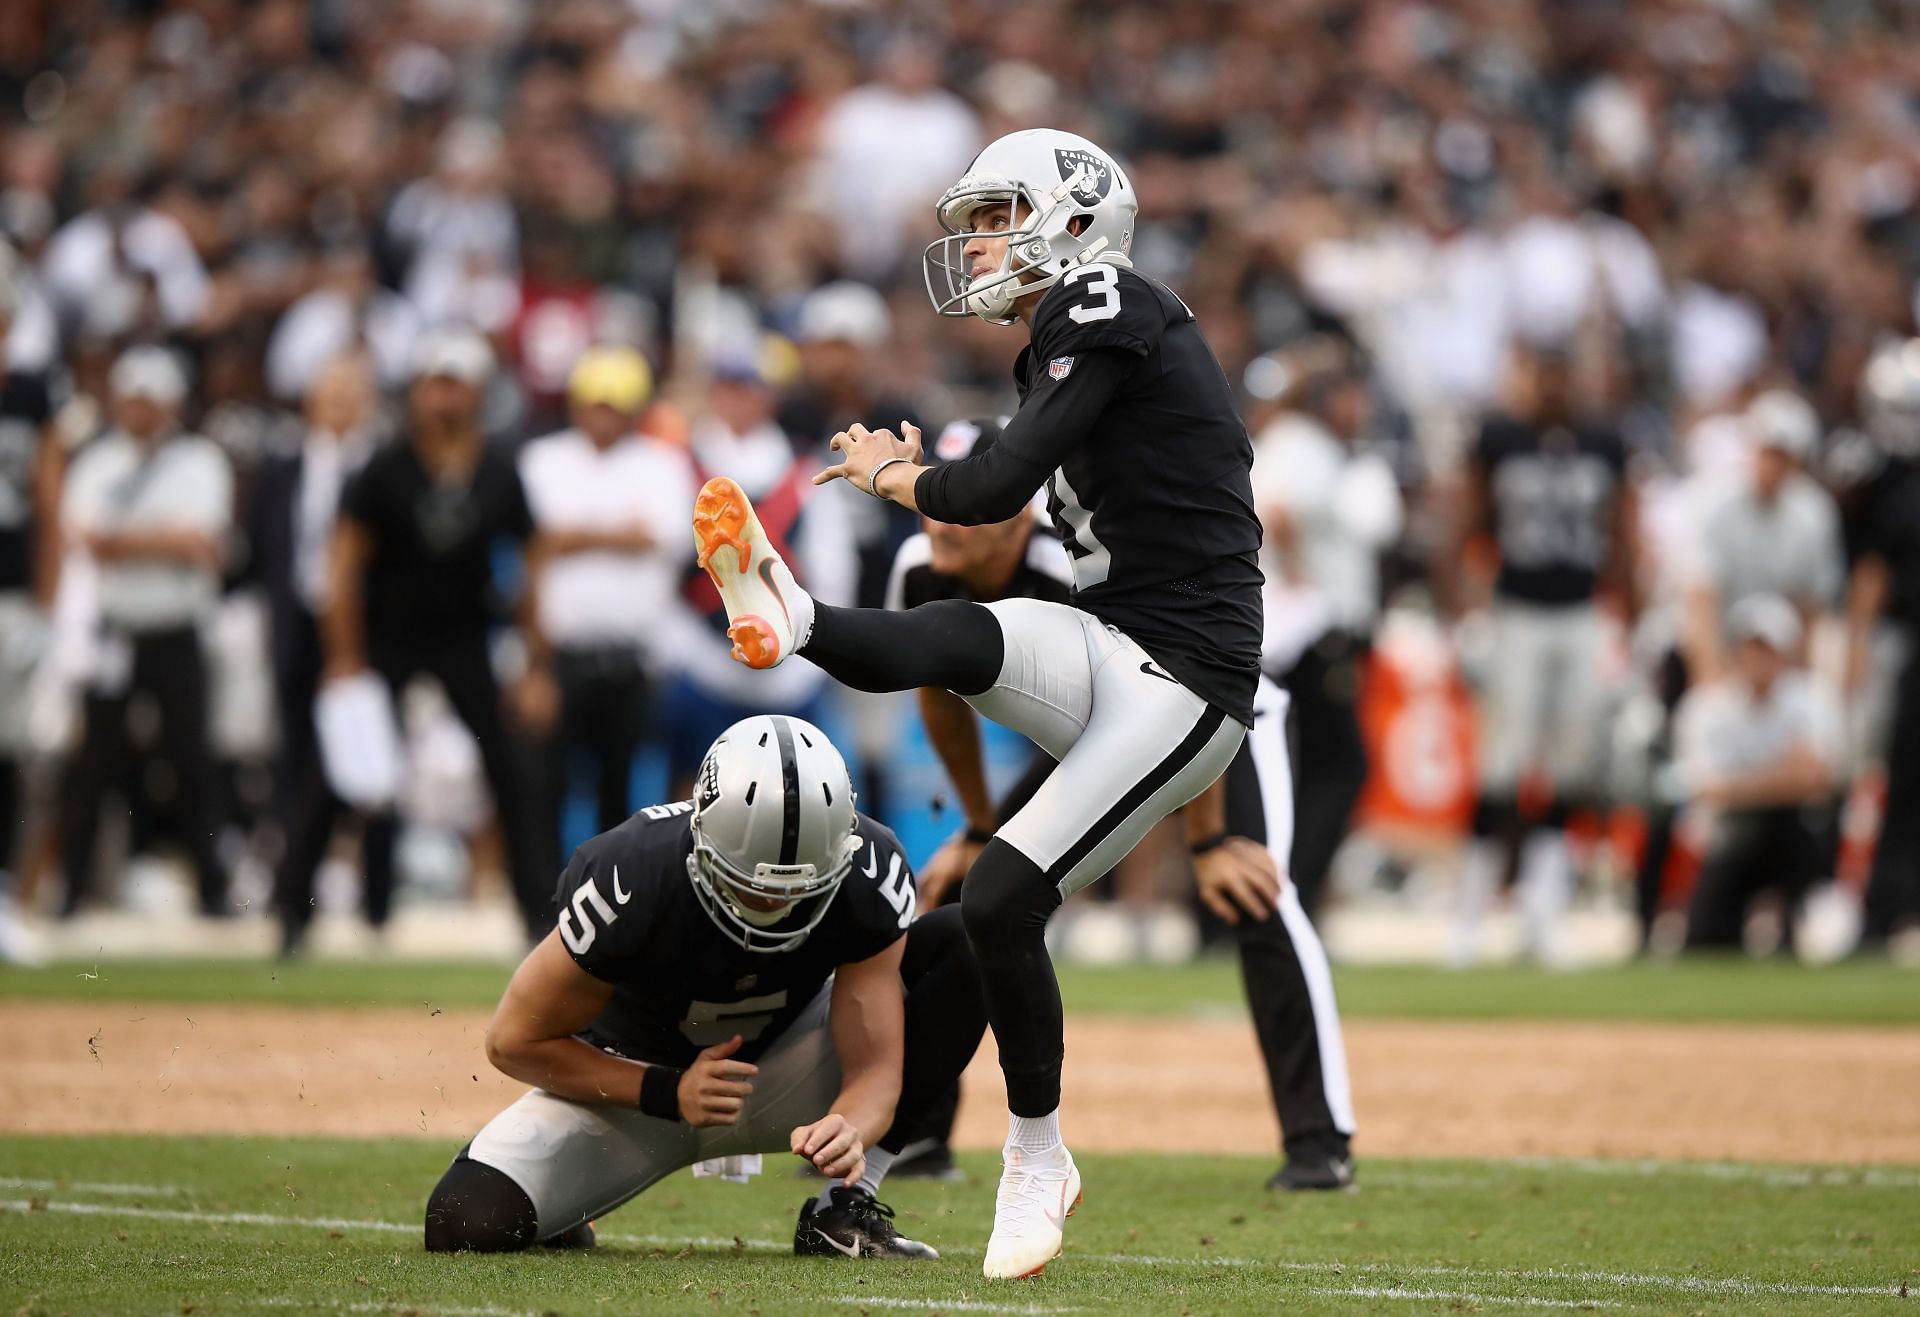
[517,346,692,858]
[1674,593,1840,951]
[252,354,377,955]
[1682,390,1845,685]
[809,33,982,281]
[56,346,231,918]
[321,330,549,939]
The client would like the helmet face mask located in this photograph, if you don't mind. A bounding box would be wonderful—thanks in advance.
[923,129,1137,325]
[684,716,860,954]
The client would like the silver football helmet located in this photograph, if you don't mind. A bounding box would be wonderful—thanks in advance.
[686,714,860,954]
[923,128,1138,325]
[1861,336,1920,460]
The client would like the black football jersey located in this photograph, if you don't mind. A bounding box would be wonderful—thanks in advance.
[1018,265,1264,723]
[553,802,916,1066]
[885,525,1075,611]
[1475,415,1627,606]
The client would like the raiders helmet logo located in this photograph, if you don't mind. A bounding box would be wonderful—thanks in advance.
[1054,148,1113,207]
[697,755,721,811]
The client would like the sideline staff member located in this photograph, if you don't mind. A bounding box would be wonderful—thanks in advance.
[323,329,550,936]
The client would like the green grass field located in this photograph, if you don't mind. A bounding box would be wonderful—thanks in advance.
[1,1135,1914,1315]
[5,955,1916,1313]
[4,953,1917,1023]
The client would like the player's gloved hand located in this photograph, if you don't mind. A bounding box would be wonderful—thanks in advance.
[791,1112,866,1184]
[918,831,986,908]
[1193,836,1281,925]
[815,422,923,496]
[678,1034,758,1127]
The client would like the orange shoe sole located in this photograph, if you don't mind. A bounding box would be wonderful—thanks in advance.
[727,616,782,669]
[694,476,787,670]
[693,476,754,574]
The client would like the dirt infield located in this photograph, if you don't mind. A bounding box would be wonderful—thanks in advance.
[5,1001,1916,1165]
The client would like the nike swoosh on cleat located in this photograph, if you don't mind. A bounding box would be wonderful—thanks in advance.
[811,1227,863,1258]
[756,558,792,627]
[1139,661,1177,683]
[611,866,630,904]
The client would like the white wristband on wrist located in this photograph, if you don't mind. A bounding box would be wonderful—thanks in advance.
[866,456,911,499]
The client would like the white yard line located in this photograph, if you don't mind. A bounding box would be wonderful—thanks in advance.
[4,1196,1907,1302]
[827,1298,1082,1315]
[1,1198,413,1234]
[1310,1285,1617,1309]
[0,1175,182,1196]
[256,1299,525,1317]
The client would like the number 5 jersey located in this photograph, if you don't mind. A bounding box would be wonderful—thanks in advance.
[551,801,917,1065]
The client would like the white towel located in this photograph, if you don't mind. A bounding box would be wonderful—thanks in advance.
[315,672,404,809]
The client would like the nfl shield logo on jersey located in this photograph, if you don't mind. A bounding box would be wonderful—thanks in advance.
[1049,355,1075,381]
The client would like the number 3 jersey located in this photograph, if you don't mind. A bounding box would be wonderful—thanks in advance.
[1025,265,1264,724]
[552,802,917,1067]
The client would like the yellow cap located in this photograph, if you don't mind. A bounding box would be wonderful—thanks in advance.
[568,346,653,414]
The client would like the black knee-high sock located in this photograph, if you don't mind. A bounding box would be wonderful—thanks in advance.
[801,600,1003,696]
[881,905,988,1153]
[960,839,1064,1116]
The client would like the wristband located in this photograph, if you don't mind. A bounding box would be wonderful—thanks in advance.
[964,826,995,845]
[866,456,911,498]
[1189,832,1228,856]
[638,1064,685,1121]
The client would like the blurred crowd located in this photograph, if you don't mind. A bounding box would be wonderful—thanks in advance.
[0,0,1918,964]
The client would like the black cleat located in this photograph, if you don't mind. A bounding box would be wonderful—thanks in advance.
[793,1186,939,1260]
[888,1139,965,1182]
[1268,1153,1356,1192]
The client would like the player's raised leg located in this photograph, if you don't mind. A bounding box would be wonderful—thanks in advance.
[695,475,1011,696]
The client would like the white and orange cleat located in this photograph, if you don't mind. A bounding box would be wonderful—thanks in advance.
[692,476,807,669]
[981,1144,1081,1279]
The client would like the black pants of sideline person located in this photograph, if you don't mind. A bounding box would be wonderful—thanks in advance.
[274,609,396,953]
[58,625,227,917]
[536,645,652,860]
[1279,630,1370,920]
[364,634,550,939]
[1685,804,1828,951]
[1865,646,1920,942]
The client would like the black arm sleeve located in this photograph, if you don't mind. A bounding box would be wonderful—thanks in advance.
[915,350,1131,525]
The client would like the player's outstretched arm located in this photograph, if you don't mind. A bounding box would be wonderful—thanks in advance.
[793,935,907,1184]
[484,931,744,1115]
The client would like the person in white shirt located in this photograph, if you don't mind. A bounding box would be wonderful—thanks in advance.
[517,346,693,851]
[810,37,982,280]
[1249,355,1403,916]
[1682,389,1846,686]
[1673,593,1840,951]
[56,346,233,917]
